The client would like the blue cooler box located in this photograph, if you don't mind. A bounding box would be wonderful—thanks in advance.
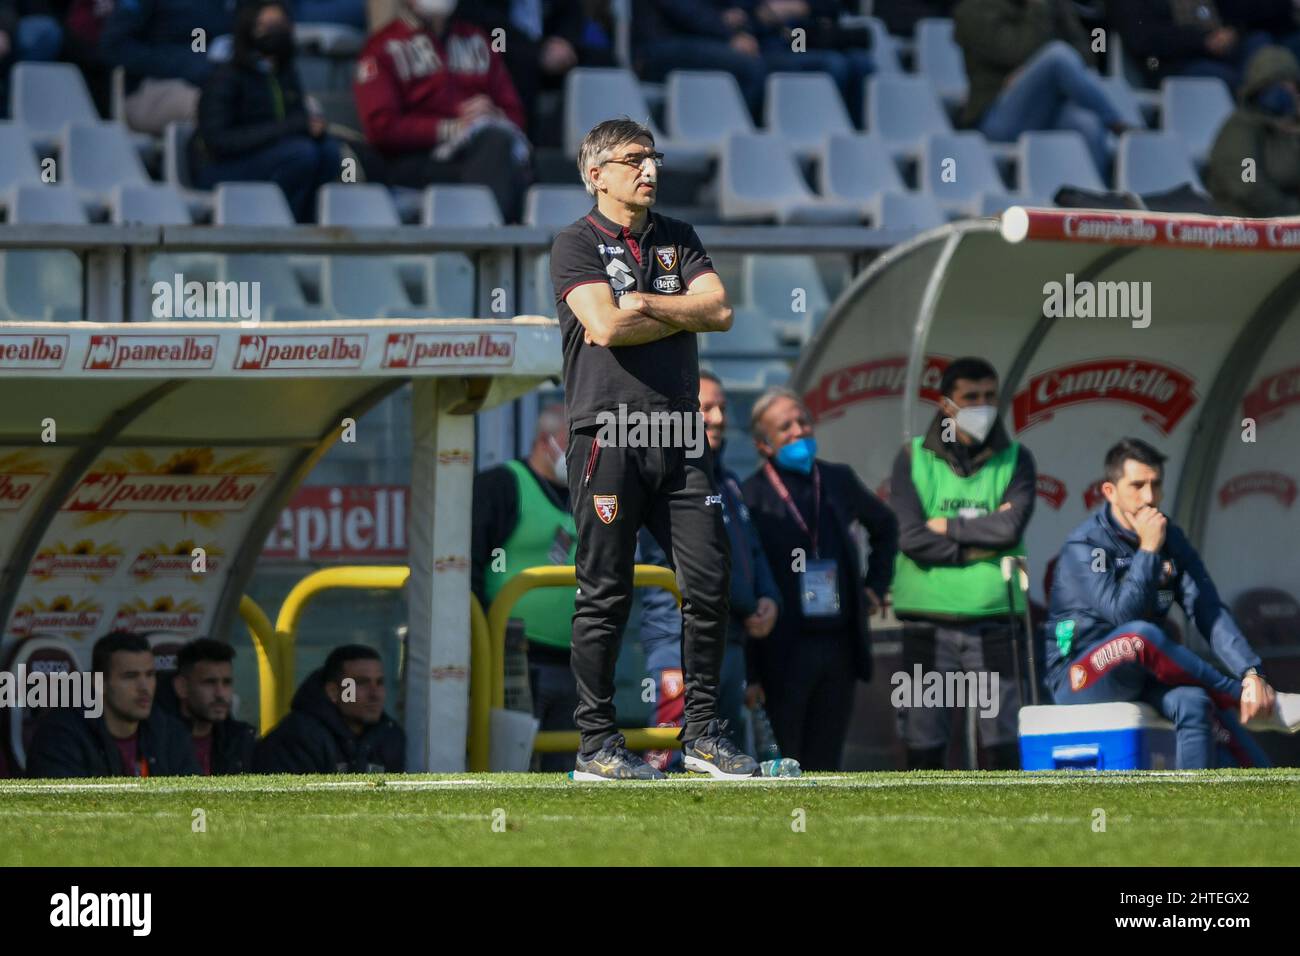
[1019,703,1177,770]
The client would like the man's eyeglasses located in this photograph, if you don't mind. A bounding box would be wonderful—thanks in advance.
[600,151,665,170]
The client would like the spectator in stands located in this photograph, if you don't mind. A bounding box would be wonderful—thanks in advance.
[171,638,256,775]
[26,631,200,778]
[1207,45,1300,217]
[354,0,532,223]
[190,0,341,223]
[1109,0,1300,93]
[872,0,956,38]
[741,387,897,770]
[890,357,1036,770]
[99,0,236,135]
[637,370,782,770]
[471,404,578,772]
[461,1,615,143]
[0,0,63,113]
[292,0,365,30]
[954,0,1127,173]
[62,0,115,115]
[253,645,405,773]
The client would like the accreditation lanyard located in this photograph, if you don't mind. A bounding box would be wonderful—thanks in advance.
[763,461,821,559]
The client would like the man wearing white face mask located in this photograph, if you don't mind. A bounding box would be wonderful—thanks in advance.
[471,404,578,770]
[890,356,1038,770]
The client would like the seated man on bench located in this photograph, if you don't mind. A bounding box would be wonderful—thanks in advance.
[1045,437,1299,768]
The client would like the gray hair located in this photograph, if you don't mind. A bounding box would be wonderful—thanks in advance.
[537,403,566,437]
[750,386,808,443]
[577,117,655,197]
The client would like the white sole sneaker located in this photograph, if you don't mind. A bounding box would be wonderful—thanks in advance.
[682,754,758,780]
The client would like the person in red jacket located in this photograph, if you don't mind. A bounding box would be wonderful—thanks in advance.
[354,0,532,222]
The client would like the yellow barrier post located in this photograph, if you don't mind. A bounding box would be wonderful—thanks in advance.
[269,566,491,770]
[236,595,279,736]
[485,564,682,758]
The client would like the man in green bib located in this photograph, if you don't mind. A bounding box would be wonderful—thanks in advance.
[471,404,578,771]
[890,357,1037,770]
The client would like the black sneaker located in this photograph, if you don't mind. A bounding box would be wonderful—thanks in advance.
[573,733,667,782]
[682,719,760,779]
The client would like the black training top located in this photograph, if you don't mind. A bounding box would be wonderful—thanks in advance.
[550,205,717,432]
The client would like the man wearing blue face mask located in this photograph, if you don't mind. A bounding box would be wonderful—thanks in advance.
[890,356,1037,770]
[741,387,898,770]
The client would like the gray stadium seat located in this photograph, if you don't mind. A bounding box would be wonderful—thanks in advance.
[764,72,853,159]
[61,122,149,208]
[719,132,860,224]
[741,254,831,344]
[916,18,968,107]
[866,74,952,157]
[523,184,591,227]
[422,184,503,227]
[317,183,446,319]
[698,304,780,354]
[0,123,43,205]
[2,184,85,321]
[562,67,709,168]
[1161,76,1233,165]
[818,133,906,216]
[868,192,947,231]
[163,121,214,219]
[10,62,100,150]
[294,22,365,55]
[112,184,191,224]
[664,70,755,157]
[213,182,331,321]
[921,131,1008,216]
[1016,130,1104,204]
[862,16,901,73]
[1100,76,1148,128]
[1116,131,1204,195]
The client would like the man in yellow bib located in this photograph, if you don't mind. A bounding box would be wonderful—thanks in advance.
[890,357,1037,770]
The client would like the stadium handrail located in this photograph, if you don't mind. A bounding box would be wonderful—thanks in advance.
[272,565,492,772]
[237,594,280,736]
[485,564,686,757]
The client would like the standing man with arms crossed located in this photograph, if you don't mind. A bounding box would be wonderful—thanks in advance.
[551,116,758,780]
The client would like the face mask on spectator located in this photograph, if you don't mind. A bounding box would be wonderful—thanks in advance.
[413,0,456,17]
[254,25,294,60]
[952,404,998,444]
[1256,83,1298,117]
[773,436,817,475]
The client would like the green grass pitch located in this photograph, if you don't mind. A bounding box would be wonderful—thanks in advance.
[3,770,1298,866]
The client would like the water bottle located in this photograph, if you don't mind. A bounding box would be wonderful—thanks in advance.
[751,705,781,762]
[760,757,802,778]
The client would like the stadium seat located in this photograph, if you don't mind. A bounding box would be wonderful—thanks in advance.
[213,182,331,321]
[562,67,709,169]
[317,183,445,319]
[1100,76,1149,128]
[920,131,1009,216]
[1115,131,1204,196]
[719,132,860,224]
[163,121,214,220]
[860,15,901,73]
[915,18,968,108]
[1016,130,1104,204]
[741,254,831,344]
[10,62,100,150]
[1161,76,1233,166]
[422,184,503,228]
[698,304,781,354]
[1,184,85,321]
[701,355,792,390]
[868,191,947,231]
[764,72,854,160]
[818,133,906,217]
[61,122,150,210]
[0,123,43,209]
[664,70,755,158]
[293,22,365,55]
[523,184,591,227]
[111,183,191,225]
[866,74,952,157]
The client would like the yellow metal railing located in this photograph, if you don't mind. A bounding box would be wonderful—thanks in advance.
[486,564,682,756]
[236,595,279,735]
[270,566,492,772]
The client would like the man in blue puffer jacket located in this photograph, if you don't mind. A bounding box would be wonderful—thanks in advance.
[1045,437,1300,768]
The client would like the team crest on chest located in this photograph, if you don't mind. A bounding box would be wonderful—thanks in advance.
[654,246,677,270]
[593,494,618,524]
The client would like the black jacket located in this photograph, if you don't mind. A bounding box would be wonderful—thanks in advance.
[191,53,310,167]
[26,707,201,778]
[252,669,406,774]
[741,458,898,682]
[99,0,237,87]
